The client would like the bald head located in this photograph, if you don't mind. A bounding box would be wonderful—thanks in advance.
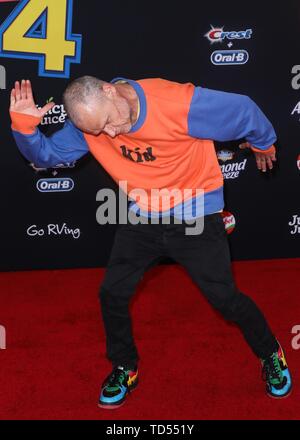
[62,75,107,127]
[62,75,137,137]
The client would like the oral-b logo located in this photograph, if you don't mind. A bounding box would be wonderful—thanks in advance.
[211,50,249,65]
[37,178,74,193]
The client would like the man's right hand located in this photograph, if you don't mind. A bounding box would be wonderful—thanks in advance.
[10,79,55,118]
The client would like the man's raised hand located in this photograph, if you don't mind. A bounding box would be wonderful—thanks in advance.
[10,79,55,118]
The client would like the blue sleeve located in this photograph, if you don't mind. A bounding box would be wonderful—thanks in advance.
[187,87,277,150]
[12,119,89,168]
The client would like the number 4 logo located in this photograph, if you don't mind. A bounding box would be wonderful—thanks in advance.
[0,0,82,78]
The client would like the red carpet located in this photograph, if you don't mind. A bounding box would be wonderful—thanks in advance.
[0,258,299,420]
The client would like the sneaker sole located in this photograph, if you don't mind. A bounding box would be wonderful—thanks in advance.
[266,386,292,400]
[98,379,138,409]
[98,400,126,410]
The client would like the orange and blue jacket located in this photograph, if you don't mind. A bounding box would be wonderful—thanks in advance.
[10,77,276,219]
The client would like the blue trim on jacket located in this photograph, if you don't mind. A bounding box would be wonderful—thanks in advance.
[188,87,277,149]
[128,186,224,220]
[111,77,147,133]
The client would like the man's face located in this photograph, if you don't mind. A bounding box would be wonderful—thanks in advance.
[74,86,132,138]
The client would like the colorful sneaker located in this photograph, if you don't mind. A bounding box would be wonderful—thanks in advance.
[261,344,292,398]
[98,365,138,409]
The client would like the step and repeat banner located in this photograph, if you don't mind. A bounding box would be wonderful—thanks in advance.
[0,0,299,270]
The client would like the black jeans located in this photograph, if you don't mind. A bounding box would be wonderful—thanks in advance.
[99,213,278,369]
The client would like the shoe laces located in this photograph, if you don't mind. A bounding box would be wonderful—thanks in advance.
[262,352,283,385]
[106,367,128,389]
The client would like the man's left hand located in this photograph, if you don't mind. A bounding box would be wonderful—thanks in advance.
[239,142,276,172]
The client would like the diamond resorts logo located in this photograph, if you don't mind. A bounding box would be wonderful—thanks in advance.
[217,150,247,179]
